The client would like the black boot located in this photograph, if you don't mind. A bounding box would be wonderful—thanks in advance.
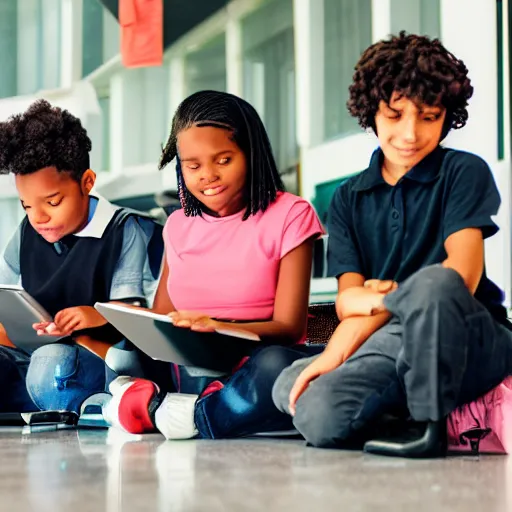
[363,419,447,458]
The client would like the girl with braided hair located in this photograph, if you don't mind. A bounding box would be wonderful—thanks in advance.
[104,90,324,439]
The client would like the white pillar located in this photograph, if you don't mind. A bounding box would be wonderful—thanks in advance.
[293,0,325,200]
[226,17,243,97]
[441,0,510,300]
[110,69,144,175]
[372,0,391,42]
[161,57,186,190]
[499,0,511,304]
[60,0,83,88]
[293,0,324,149]
[441,0,498,164]
[168,56,186,122]
[503,0,511,161]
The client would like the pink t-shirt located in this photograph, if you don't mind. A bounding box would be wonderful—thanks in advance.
[163,192,324,321]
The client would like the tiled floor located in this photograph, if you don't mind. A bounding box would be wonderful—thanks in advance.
[0,427,509,512]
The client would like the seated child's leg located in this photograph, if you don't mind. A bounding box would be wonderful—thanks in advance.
[273,320,406,448]
[383,265,512,422]
[26,343,108,413]
[272,355,317,414]
[105,345,320,438]
[193,345,316,439]
[0,346,37,412]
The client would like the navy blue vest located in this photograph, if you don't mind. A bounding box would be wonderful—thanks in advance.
[19,209,163,341]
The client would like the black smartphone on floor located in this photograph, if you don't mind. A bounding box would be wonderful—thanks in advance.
[0,411,79,428]
[24,411,79,426]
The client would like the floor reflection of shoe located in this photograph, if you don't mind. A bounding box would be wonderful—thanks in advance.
[363,420,447,459]
[156,440,198,510]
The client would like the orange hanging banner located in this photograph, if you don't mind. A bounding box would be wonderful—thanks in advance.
[119,0,164,68]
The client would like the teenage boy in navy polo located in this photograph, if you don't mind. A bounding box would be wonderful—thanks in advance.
[0,100,162,413]
[272,32,512,457]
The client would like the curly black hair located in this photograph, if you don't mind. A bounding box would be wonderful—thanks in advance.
[160,90,285,220]
[0,99,91,181]
[348,31,473,134]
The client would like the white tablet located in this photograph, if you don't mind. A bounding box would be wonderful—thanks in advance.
[0,285,58,352]
[95,302,260,372]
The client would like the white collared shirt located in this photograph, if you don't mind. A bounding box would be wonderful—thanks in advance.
[74,194,121,239]
[0,195,157,302]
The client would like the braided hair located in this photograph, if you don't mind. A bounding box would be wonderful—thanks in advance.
[160,90,285,220]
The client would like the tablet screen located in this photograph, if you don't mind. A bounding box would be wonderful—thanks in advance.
[0,285,55,350]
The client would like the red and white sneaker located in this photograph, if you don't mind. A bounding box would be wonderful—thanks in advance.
[447,376,512,455]
[103,376,199,440]
[102,376,161,434]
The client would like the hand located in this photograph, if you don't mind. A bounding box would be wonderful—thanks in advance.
[33,306,107,337]
[336,286,388,319]
[363,279,398,293]
[32,321,58,336]
[168,311,220,332]
[288,350,344,416]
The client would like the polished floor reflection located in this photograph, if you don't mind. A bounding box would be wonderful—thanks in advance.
[0,428,510,512]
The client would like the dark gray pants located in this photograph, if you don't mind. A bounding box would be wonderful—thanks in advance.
[272,266,512,448]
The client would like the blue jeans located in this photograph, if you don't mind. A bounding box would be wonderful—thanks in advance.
[0,346,37,412]
[26,343,113,413]
[25,340,175,413]
[272,266,512,448]
[193,344,324,439]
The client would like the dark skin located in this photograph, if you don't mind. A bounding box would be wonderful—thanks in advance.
[0,167,110,356]
[131,125,315,344]
[179,125,247,217]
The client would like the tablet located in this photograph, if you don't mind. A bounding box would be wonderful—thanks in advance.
[95,302,260,372]
[0,285,58,351]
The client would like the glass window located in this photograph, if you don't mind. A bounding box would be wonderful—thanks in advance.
[242,0,298,193]
[323,0,372,141]
[118,66,170,168]
[390,0,441,39]
[0,0,62,99]
[184,34,227,95]
[140,66,170,164]
[82,0,120,77]
[0,197,23,252]
[0,1,18,99]
[313,174,357,227]
[98,93,111,172]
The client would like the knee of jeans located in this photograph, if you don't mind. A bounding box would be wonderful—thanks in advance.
[293,374,354,448]
[26,344,90,412]
[251,346,302,382]
[408,265,465,301]
[272,355,320,413]
[271,362,300,413]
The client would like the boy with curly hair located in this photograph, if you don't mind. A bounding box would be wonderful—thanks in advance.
[0,100,163,414]
[272,32,512,457]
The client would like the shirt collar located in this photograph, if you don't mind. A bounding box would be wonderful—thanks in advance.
[74,195,121,239]
[352,146,446,192]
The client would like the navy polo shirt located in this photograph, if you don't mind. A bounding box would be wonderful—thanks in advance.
[327,145,507,320]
